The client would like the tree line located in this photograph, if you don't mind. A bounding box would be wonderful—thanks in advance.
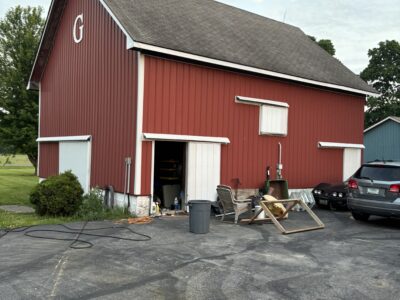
[0,6,399,171]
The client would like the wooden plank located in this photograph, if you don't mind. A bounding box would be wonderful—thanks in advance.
[299,199,325,227]
[282,225,325,235]
[246,206,263,224]
[253,199,325,235]
[240,218,272,223]
[260,201,286,233]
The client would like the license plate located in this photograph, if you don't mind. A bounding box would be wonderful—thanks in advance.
[367,188,379,195]
[319,199,328,205]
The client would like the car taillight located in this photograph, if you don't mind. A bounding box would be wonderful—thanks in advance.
[348,179,358,189]
[389,184,400,193]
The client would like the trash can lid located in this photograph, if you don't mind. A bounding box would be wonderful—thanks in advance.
[188,200,211,204]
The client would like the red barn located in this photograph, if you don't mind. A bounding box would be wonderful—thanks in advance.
[29,0,377,215]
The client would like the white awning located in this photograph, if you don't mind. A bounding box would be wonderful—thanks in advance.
[143,133,230,144]
[235,96,289,108]
[318,142,365,149]
[36,135,91,142]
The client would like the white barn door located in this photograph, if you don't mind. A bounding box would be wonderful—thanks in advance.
[59,141,91,193]
[343,148,361,181]
[186,142,221,205]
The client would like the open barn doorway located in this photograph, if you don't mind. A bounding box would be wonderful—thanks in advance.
[153,141,186,211]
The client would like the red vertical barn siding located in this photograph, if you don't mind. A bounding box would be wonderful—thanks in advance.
[143,56,364,189]
[40,0,137,192]
[38,143,59,178]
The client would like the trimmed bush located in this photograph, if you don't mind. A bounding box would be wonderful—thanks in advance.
[30,171,84,216]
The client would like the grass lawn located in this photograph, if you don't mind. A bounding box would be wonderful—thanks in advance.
[0,209,130,229]
[0,167,37,206]
[0,166,130,229]
[0,210,76,229]
[0,154,32,167]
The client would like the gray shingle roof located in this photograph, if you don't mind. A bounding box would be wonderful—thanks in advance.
[104,0,376,94]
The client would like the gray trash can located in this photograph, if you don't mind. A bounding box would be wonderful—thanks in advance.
[188,200,211,234]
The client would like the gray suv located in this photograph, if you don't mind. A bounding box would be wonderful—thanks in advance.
[347,161,400,221]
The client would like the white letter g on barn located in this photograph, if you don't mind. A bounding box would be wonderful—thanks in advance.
[73,14,84,44]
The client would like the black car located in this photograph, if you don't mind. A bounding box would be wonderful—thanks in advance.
[312,182,348,210]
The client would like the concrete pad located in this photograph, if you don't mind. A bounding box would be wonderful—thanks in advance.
[0,205,34,213]
[0,209,400,299]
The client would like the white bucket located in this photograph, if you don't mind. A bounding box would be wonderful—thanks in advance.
[255,206,265,219]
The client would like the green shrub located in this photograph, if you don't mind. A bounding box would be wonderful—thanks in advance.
[76,188,106,220]
[76,188,132,220]
[30,171,84,216]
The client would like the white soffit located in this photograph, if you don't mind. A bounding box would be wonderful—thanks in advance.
[318,142,365,149]
[235,96,289,108]
[36,135,91,142]
[143,133,230,144]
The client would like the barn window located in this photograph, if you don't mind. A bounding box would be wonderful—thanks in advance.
[235,96,289,136]
[259,104,288,135]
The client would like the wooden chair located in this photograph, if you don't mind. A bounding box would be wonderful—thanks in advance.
[216,185,252,224]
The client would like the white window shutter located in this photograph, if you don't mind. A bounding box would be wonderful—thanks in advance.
[260,105,288,135]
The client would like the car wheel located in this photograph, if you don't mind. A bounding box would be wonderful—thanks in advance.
[352,211,370,221]
[328,201,337,211]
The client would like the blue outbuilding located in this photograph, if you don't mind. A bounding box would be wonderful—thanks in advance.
[364,116,400,162]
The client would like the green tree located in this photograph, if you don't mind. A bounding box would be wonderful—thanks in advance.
[317,39,336,56]
[361,40,400,128]
[308,36,336,56]
[0,6,44,173]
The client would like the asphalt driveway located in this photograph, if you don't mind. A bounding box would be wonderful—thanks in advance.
[1,209,399,300]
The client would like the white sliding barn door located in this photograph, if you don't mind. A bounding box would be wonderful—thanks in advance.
[343,148,361,181]
[59,141,91,193]
[186,142,221,204]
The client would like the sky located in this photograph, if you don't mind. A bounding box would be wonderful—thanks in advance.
[1,0,399,74]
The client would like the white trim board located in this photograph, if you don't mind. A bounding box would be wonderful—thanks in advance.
[235,96,289,108]
[364,116,400,133]
[143,133,230,144]
[131,42,379,97]
[150,140,155,205]
[318,142,365,149]
[37,135,91,142]
[37,82,42,176]
[133,53,145,195]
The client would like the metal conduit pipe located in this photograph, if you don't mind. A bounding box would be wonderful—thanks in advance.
[277,142,283,179]
[126,157,131,209]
